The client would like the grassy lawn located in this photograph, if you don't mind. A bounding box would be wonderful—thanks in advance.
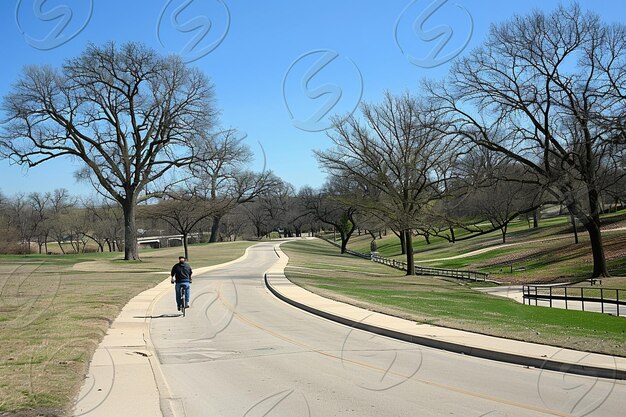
[337,210,626,283]
[0,241,256,416]
[282,239,626,357]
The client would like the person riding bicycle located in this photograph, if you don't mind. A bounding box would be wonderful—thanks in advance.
[171,256,192,311]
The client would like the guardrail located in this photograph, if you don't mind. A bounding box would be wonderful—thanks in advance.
[523,285,625,316]
[315,235,493,282]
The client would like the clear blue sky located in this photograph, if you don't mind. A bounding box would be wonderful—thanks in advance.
[1,0,624,197]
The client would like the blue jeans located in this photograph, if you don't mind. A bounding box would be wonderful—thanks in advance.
[175,282,190,308]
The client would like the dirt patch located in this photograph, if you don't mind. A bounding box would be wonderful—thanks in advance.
[0,408,65,417]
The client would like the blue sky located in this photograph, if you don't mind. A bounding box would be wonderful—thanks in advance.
[1,0,625,197]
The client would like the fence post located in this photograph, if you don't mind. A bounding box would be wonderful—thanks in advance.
[601,288,604,314]
[581,287,584,311]
[549,287,552,308]
[564,287,568,310]
[617,289,620,317]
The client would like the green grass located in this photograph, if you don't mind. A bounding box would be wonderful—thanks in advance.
[0,241,256,416]
[337,210,626,283]
[282,239,626,357]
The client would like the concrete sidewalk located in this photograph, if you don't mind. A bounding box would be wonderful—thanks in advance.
[264,243,626,381]
[73,247,253,417]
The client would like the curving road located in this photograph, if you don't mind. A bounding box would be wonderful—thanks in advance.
[147,241,625,417]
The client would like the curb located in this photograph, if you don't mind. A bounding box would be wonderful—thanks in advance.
[264,243,626,381]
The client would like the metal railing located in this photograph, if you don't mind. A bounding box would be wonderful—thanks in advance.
[370,254,493,282]
[523,285,625,316]
[315,235,493,282]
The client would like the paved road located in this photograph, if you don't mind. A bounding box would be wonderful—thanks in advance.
[148,241,625,417]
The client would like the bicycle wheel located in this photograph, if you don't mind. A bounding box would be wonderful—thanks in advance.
[180,285,186,317]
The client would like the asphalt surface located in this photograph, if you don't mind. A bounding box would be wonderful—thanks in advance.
[146,241,626,417]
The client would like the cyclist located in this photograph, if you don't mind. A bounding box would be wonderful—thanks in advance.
[171,256,192,311]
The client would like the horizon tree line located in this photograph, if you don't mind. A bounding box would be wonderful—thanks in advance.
[1,3,624,277]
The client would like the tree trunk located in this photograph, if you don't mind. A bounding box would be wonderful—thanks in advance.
[340,232,348,254]
[570,213,579,244]
[398,230,406,254]
[586,219,608,278]
[209,215,221,243]
[405,230,414,276]
[501,224,507,244]
[533,210,539,228]
[56,239,66,254]
[122,200,139,260]
[569,189,609,278]
[449,226,455,243]
[183,232,189,261]
[69,234,79,253]
[339,220,356,254]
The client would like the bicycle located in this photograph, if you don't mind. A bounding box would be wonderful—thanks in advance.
[179,285,187,317]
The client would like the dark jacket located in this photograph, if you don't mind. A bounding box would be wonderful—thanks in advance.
[171,262,192,283]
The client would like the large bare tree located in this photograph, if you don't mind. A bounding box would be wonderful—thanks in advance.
[428,4,626,277]
[1,42,217,260]
[317,92,458,275]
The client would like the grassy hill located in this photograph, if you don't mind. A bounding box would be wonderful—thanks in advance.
[282,239,626,357]
[325,209,626,283]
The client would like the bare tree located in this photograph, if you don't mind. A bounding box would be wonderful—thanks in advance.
[1,42,217,260]
[28,192,53,254]
[302,181,358,254]
[317,92,458,275]
[83,197,125,252]
[146,193,217,260]
[428,4,626,277]
[260,180,296,237]
[190,129,279,242]
[243,199,272,239]
[218,206,250,241]
[48,189,77,254]
[0,190,19,253]
[7,193,33,253]
[290,187,317,237]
